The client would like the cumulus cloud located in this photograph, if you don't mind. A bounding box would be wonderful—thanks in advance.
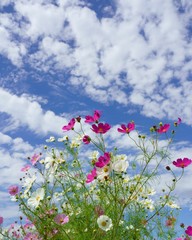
[0,88,66,135]
[0,0,190,123]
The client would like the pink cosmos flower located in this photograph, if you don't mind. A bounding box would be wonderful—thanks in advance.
[31,153,40,165]
[24,232,41,240]
[117,122,135,134]
[94,205,104,216]
[21,165,31,172]
[85,110,101,123]
[86,168,97,183]
[157,124,170,133]
[8,185,19,196]
[83,135,91,144]
[0,216,3,224]
[54,214,69,225]
[95,152,111,168]
[185,226,192,236]
[173,158,192,168]
[62,118,75,131]
[91,123,111,134]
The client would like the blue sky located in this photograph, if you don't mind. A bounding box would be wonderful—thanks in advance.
[0,0,192,233]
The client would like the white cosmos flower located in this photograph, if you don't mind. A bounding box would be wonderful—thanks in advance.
[97,215,113,231]
[112,160,129,173]
[27,188,45,208]
[96,165,111,180]
[23,175,37,196]
[46,136,55,142]
[58,136,68,142]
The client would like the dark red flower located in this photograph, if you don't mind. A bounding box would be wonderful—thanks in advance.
[82,135,91,144]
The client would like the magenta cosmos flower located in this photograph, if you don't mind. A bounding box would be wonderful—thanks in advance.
[83,135,91,144]
[173,158,192,168]
[117,122,135,134]
[62,118,75,131]
[86,168,97,183]
[54,214,69,225]
[8,185,19,196]
[91,123,111,134]
[157,124,170,133]
[185,226,192,236]
[95,152,111,168]
[31,153,40,165]
[0,216,3,224]
[85,110,101,123]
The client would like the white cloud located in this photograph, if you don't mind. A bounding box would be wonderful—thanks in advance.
[0,0,192,124]
[0,88,66,135]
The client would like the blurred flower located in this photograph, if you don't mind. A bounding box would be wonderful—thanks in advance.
[91,123,111,134]
[8,185,19,196]
[24,232,42,240]
[46,136,55,142]
[62,118,75,131]
[86,168,97,183]
[0,216,3,224]
[54,214,69,225]
[85,110,101,123]
[173,158,192,168]
[21,165,31,172]
[31,153,40,165]
[58,136,68,142]
[185,226,192,236]
[117,122,135,134]
[95,152,111,168]
[165,216,176,227]
[97,215,113,231]
[157,124,170,133]
[112,160,129,173]
[23,175,37,196]
[94,205,104,216]
[27,188,45,208]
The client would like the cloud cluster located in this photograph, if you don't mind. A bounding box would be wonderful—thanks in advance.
[0,0,192,123]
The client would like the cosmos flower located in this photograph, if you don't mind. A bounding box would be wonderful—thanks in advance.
[21,165,31,172]
[97,215,113,231]
[112,160,129,173]
[172,158,192,168]
[82,135,91,144]
[91,122,111,134]
[27,188,45,208]
[185,226,192,236]
[0,216,3,224]
[62,118,75,131]
[95,152,111,168]
[54,214,69,225]
[86,168,97,183]
[157,124,170,133]
[117,122,135,134]
[8,185,19,196]
[24,233,42,240]
[85,110,101,123]
[31,153,41,165]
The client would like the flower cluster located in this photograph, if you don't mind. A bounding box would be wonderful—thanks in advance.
[0,111,191,240]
